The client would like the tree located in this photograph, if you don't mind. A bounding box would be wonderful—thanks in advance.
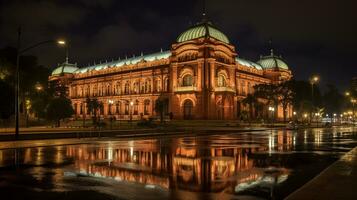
[155,96,168,124]
[46,97,74,127]
[323,84,343,115]
[254,83,279,120]
[0,80,14,121]
[276,80,295,122]
[242,94,258,121]
[86,97,103,126]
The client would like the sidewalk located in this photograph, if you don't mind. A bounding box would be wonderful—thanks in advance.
[286,147,357,200]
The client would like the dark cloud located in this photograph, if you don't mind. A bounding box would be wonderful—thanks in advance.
[0,0,356,89]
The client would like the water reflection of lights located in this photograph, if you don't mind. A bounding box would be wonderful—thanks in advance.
[269,134,275,155]
[234,168,289,193]
[315,131,323,146]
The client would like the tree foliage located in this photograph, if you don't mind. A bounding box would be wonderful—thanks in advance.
[86,97,103,125]
[46,97,74,127]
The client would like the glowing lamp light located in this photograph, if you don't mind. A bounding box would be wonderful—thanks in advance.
[57,40,66,45]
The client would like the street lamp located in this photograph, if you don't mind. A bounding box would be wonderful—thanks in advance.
[35,82,43,92]
[14,27,66,139]
[310,75,319,124]
[108,99,114,129]
[351,99,356,122]
[268,106,275,128]
[130,101,134,126]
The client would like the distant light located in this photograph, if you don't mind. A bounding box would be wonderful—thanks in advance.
[57,40,66,45]
[304,113,308,118]
[293,111,296,115]
[333,113,336,117]
[130,101,134,106]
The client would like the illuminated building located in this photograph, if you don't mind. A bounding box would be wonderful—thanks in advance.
[49,20,293,120]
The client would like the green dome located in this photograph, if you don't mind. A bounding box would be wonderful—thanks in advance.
[51,62,78,76]
[257,50,289,70]
[177,22,230,44]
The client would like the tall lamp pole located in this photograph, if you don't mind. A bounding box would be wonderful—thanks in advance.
[14,27,66,139]
[310,75,319,124]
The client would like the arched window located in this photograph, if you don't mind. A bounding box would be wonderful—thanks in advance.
[124,82,130,94]
[144,100,150,115]
[183,99,193,119]
[115,82,121,95]
[106,84,111,96]
[108,103,112,115]
[116,102,120,114]
[164,78,169,92]
[133,82,139,94]
[145,79,151,93]
[217,74,226,87]
[134,100,139,115]
[182,74,193,86]
[74,103,77,114]
[155,79,161,92]
[125,102,129,115]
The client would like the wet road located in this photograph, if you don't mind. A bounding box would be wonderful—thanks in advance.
[0,127,356,200]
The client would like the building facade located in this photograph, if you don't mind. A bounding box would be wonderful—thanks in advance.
[49,21,293,120]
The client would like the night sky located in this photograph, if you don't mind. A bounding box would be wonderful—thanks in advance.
[0,0,356,90]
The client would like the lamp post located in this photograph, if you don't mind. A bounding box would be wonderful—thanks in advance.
[14,28,66,139]
[310,75,319,124]
[268,106,275,133]
[130,101,134,127]
[351,99,356,122]
[108,99,114,129]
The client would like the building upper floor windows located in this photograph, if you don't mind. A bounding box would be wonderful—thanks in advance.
[182,74,193,86]
[217,74,226,87]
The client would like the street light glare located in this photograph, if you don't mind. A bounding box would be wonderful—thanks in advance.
[57,40,66,45]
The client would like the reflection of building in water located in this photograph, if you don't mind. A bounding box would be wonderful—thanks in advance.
[65,141,289,193]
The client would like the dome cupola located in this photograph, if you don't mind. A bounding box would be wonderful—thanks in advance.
[257,49,289,70]
[176,21,230,44]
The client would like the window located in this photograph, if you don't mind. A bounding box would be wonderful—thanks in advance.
[108,104,112,115]
[164,78,169,92]
[115,102,120,114]
[217,74,226,87]
[134,101,139,115]
[182,74,193,86]
[155,79,161,92]
[145,79,151,93]
[80,103,83,114]
[115,82,121,95]
[144,100,150,115]
[125,103,129,115]
[124,82,130,94]
[93,85,97,96]
[133,82,139,94]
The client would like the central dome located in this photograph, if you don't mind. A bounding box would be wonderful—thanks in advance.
[177,21,230,44]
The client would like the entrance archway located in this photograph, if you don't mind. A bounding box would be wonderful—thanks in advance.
[183,100,193,119]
